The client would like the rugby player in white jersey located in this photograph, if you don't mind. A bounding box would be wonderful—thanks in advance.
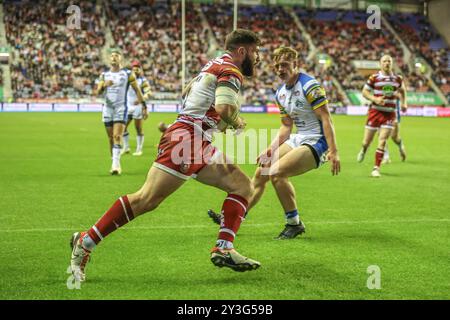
[208,46,340,239]
[70,29,262,282]
[122,60,152,156]
[95,50,147,175]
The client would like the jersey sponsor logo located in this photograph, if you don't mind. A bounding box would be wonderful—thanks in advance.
[382,84,395,97]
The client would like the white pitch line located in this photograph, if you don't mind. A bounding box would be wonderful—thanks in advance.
[0,218,449,233]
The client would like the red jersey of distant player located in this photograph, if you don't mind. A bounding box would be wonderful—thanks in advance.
[364,71,403,130]
[154,53,244,180]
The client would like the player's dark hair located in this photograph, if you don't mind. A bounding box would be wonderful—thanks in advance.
[225,29,261,51]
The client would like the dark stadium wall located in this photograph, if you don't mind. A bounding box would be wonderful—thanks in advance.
[428,0,450,46]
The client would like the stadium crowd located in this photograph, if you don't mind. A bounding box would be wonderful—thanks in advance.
[2,1,448,105]
[387,12,449,96]
[4,0,105,100]
[298,9,406,92]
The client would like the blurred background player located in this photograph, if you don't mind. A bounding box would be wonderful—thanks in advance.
[382,97,407,164]
[70,29,262,282]
[95,50,147,175]
[208,46,340,239]
[122,60,152,156]
[356,55,407,177]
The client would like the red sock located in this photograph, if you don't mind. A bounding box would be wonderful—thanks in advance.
[218,194,248,243]
[375,148,384,167]
[87,196,134,244]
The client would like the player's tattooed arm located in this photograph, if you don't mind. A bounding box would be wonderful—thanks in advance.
[314,105,340,176]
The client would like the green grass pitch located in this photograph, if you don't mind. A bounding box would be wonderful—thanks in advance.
[0,112,449,300]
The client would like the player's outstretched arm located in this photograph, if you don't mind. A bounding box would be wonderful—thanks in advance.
[314,105,340,175]
[257,116,293,166]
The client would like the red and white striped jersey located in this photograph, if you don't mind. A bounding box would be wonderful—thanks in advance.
[364,71,403,112]
[178,53,244,132]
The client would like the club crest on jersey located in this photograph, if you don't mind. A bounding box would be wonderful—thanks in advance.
[382,85,395,97]
[179,161,190,174]
[280,94,286,101]
[294,90,301,96]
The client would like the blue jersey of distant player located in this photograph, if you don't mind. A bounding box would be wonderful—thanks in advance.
[274,72,330,166]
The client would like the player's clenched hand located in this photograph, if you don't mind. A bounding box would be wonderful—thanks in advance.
[257,148,272,167]
[373,96,385,106]
[327,150,341,176]
[105,80,114,87]
[401,103,407,112]
[233,117,246,135]
[142,107,148,120]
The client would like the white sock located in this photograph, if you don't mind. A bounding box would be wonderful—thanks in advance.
[82,233,96,251]
[112,145,122,168]
[136,135,144,152]
[216,239,234,250]
[285,209,300,225]
[123,133,129,150]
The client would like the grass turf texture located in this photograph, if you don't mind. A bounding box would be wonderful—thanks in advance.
[0,113,449,300]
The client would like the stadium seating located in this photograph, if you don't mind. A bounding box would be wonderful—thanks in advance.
[4,0,106,100]
[202,4,319,105]
[387,12,449,96]
[2,1,448,105]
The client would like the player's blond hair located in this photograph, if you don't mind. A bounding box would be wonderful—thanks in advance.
[272,47,298,62]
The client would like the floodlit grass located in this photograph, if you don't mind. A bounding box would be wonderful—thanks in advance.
[0,113,449,299]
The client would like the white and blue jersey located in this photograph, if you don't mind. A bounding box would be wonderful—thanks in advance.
[127,76,148,120]
[275,72,329,166]
[100,68,133,125]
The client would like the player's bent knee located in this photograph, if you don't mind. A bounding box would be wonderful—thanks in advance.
[232,175,253,201]
[130,191,164,215]
[269,172,288,185]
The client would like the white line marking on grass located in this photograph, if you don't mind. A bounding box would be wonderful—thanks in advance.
[0,218,449,233]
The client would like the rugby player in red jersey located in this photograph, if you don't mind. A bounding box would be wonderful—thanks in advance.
[356,55,407,177]
[69,29,261,282]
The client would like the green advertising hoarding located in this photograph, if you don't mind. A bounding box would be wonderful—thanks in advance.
[275,0,306,5]
[347,91,445,106]
[363,1,394,11]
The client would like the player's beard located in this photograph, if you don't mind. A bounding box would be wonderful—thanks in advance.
[242,54,254,77]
